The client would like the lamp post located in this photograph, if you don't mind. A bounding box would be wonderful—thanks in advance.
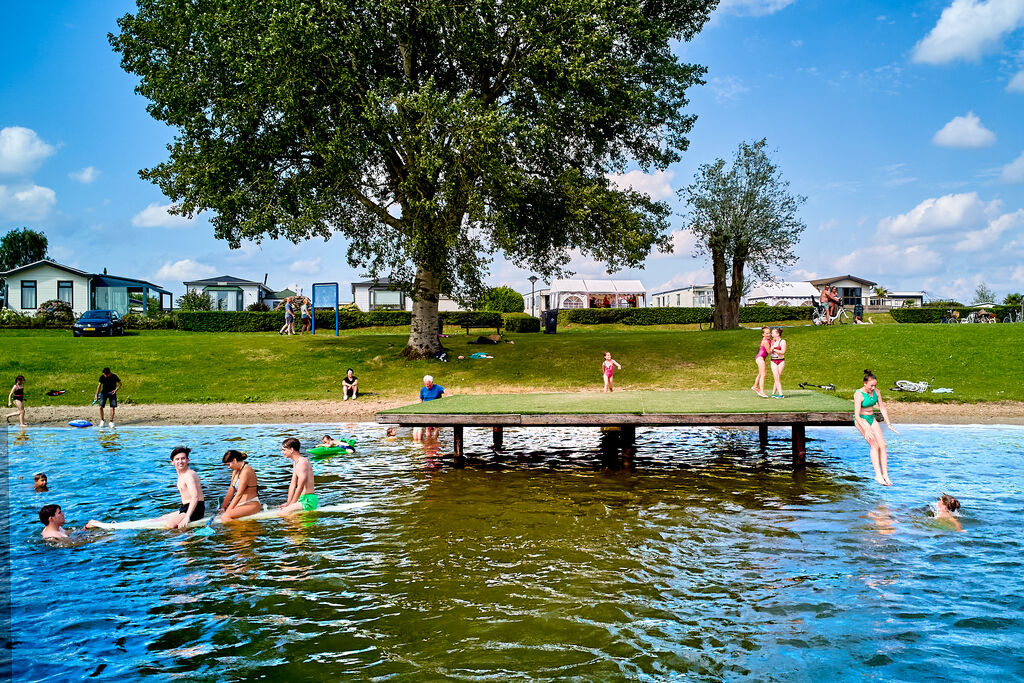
[528,276,539,317]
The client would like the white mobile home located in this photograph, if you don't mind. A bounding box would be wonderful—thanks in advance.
[351,278,463,312]
[649,284,713,308]
[182,275,277,311]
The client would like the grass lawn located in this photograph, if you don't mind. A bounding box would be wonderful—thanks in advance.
[1,321,1022,407]
[381,390,854,415]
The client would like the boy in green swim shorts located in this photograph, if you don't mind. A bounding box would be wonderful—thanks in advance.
[279,437,318,513]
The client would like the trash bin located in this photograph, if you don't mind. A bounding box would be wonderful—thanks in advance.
[541,309,559,334]
[853,303,864,321]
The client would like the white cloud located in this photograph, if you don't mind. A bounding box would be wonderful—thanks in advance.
[932,112,996,148]
[835,243,944,276]
[68,166,99,183]
[155,259,215,282]
[1001,150,1024,183]
[1009,70,1024,92]
[717,0,797,16]
[707,76,751,102]
[878,192,996,237]
[0,184,56,220]
[653,268,713,292]
[607,169,674,200]
[0,126,56,175]
[818,218,838,232]
[789,267,821,280]
[131,202,197,228]
[913,0,1024,64]
[651,229,699,259]
[290,257,322,274]
[955,209,1024,250]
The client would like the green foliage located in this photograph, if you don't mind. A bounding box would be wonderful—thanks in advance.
[478,286,525,313]
[123,313,177,329]
[1003,292,1023,307]
[176,289,213,311]
[0,308,33,327]
[891,306,1010,323]
[680,139,806,329]
[0,227,48,271]
[925,299,962,307]
[972,282,997,304]
[440,311,505,328]
[560,306,811,326]
[111,0,716,354]
[247,301,270,312]
[502,313,540,332]
[37,299,75,323]
[177,309,412,332]
[363,311,413,327]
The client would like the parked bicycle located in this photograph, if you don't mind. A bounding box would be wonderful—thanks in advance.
[812,301,851,325]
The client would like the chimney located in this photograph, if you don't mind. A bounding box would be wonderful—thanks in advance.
[103,267,107,275]
[264,273,268,285]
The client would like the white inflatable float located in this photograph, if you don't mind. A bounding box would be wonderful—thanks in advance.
[88,501,371,530]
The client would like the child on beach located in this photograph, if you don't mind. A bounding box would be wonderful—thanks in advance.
[7,375,26,427]
[602,352,622,392]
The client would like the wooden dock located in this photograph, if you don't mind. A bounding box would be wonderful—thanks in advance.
[377,390,854,466]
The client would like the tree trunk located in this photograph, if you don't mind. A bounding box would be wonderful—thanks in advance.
[720,255,744,329]
[402,264,443,359]
[711,249,730,330]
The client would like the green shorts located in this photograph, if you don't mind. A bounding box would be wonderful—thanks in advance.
[299,493,319,511]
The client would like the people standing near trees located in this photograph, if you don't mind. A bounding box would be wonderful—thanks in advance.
[769,328,786,398]
[6,375,26,427]
[95,368,121,428]
[300,300,311,334]
[602,351,622,392]
[751,329,770,398]
[342,369,358,400]
[854,369,899,487]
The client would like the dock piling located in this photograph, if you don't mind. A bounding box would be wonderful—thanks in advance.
[758,424,768,449]
[453,426,464,458]
[791,424,806,467]
[492,426,504,451]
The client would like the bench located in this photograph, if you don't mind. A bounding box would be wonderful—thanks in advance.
[461,322,503,335]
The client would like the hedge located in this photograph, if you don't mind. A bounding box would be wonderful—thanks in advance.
[891,306,1011,323]
[439,311,504,327]
[123,313,177,330]
[558,306,813,326]
[502,312,540,333]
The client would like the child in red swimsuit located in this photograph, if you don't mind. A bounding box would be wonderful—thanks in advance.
[602,352,622,392]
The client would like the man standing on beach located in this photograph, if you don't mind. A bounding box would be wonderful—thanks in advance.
[279,437,317,513]
[95,367,121,428]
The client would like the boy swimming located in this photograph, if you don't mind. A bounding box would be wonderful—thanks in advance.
[935,494,963,532]
[39,504,69,540]
[279,437,317,513]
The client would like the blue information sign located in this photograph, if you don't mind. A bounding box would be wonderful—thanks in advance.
[310,282,340,336]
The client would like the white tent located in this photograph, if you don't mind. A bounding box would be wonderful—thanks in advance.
[529,279,647,311]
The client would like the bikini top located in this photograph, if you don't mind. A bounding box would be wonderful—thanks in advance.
[859,389,878,408]
[231,463,259,497]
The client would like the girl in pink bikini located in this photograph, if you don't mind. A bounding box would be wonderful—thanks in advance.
[751,327,770,398]
[602,351,622,392]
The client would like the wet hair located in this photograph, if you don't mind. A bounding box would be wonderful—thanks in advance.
[170,446,191,460]
[39,504,60,525]
[322,434,333,441]
[222,449,247,464]
[863,369,876,383]
[940,494,960,512]
[34,472,47,481]
[102,367,111,374]
[16,375,25,383]
[282,437,301,452]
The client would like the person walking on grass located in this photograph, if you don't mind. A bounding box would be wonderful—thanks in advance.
[7,375,26,428]
[602,352,622,392]
[300,300,311,334]
[95,367,121,428]
[279,299,295,335]
[768,328,786,398]
[751,328,770,398]
[854,369,898,486]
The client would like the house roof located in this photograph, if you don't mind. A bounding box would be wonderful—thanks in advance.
[650,283,713,296]
[809,275,877,287]
[183,275,274,293]
[270,288,296,299]
[888,291,924,297]
[94,274,171,295]
[0,258,92,278]
[352,277,404,287]
[546,279,647,294]
[747,281,819,300]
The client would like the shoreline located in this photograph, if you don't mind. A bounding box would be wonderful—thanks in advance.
[10,397,1024,427]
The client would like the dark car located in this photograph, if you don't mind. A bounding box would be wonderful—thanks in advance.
[73,310,125,337]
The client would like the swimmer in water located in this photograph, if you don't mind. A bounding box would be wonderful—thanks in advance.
[39,504,69,540]
[320,434,341,448]
[219,450,261,522]
[34,472,48,492]
[279,437,317,514]
[935,494,963,532]
[86,446,205,530]
[385,427,398,440]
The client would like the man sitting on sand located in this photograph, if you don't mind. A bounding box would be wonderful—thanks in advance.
[935,494,963,532]
[279,437,317,513]
[86,446,205,530]
[39,504,69,540]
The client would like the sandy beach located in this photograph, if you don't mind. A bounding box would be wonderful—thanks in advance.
[12,396,1024,427]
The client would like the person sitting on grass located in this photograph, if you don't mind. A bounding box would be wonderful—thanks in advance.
[342,368,358,400]
[39,504,69,540]
[854,315,874,324]
[935,494,963,532]
[279,437,317,513]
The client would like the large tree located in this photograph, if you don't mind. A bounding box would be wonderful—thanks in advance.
[111,0,716,356]
[680,139,805,329]
[0,228,49,272]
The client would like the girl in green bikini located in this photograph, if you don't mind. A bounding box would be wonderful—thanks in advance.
[854,369,899,486]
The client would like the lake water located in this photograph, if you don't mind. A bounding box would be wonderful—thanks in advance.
[5,423,1024,681]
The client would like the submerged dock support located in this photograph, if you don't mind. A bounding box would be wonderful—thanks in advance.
[492,426,504,451]
[759,424,769,449]
[453,426,464,458]
[621,426,636,448]
[791,424,806,467]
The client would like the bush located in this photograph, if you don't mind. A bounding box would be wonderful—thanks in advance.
[363,310,412,326]
[441,311,505,328]
[37,299,75,324]
[0,308,32,327]
[176,290,213,311]
[891,306,1010,323]
[478,286,525,313]
[502,312,540,332]
[558,306,812,326]
[123,313,177,329]
[247,301,270,312]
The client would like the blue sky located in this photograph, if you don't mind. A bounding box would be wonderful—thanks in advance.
[2,0,1022,302]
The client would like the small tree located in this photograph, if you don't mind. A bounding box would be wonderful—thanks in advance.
[1003,292,1023,307]
[176,289,213,311]
[972,282,996,305]
[0,228,49,271]
[478,286,525,313]
[247,301,270,312]
[873,286,889,300]
[680,139,806,329]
